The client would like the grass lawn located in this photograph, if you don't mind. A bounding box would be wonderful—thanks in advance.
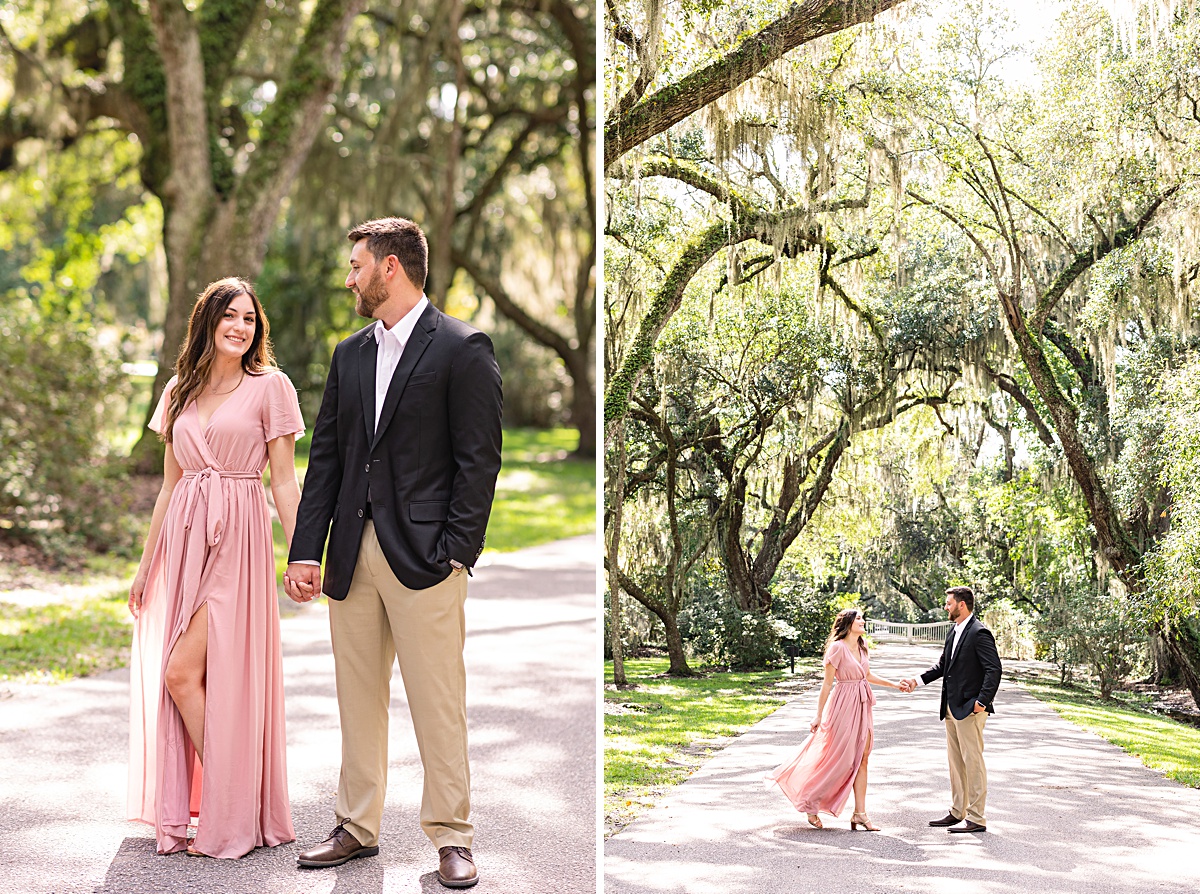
[2,427,593,683]
[604,656,820,836]
[1017,678,1200,788]
[0,593,132,683]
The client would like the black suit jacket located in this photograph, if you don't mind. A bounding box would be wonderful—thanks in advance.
[919,615,1003,721]
[289,302,503,598]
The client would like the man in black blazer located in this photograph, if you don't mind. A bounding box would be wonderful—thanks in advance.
[283,217,502,888]
[901,586,1002,834]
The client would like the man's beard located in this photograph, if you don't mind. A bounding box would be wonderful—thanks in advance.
[355,269,388,318]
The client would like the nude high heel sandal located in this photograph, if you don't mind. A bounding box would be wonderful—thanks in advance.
[806,813,824,829]
[850,812,880,831]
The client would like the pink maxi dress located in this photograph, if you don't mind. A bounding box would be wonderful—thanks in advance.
[766,640,876,817]
[128,369,303,858]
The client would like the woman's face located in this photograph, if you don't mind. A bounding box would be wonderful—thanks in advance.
[851,612,866,634]
[212,292,257,362]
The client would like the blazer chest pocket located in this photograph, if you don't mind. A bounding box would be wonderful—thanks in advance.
[407,372,437,387]
[410,500,449,522]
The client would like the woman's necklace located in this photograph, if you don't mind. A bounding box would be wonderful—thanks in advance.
[208,369,245,395]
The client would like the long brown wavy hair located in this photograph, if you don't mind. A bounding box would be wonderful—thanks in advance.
[825,608,868,657]
[160,277,275,442]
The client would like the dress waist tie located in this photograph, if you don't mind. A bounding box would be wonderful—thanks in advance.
[181,468,263,547]
[176,468,262,617]
[840,678,877,708]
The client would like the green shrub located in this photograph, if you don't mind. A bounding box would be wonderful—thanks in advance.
[674,571,852,669]
[0,296,134,559]
[773,577,852,657]
[677,577,783,668]
[1035,583,1148,696]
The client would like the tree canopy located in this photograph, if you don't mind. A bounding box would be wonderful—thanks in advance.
[604,0,1200,697]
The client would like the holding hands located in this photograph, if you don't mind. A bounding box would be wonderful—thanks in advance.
[283,562,322,603]
[898,678,917,693]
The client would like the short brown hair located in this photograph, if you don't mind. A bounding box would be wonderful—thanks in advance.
[946,586,974,611]
[347,217,428,289]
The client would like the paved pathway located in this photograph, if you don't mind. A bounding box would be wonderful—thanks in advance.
[0,535,596,894]
[605,642,1197,894]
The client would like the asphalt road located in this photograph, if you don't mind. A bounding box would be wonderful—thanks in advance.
[0,534,597,894]
[605,642,1197,894]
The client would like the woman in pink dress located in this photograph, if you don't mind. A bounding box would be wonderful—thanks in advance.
[766,608,903,831]
[127,277,304,858]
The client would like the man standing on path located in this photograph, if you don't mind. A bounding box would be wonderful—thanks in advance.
[283,217,503,888]
[901,586,1002,834]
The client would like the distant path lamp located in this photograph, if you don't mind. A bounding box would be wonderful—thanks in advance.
[772,618,801,674]
[782,639,800,674]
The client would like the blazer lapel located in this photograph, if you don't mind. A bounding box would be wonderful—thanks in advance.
[950,616,976,667]
[371,303,439,450]
[358,326,378,443]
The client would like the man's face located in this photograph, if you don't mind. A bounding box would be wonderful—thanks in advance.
[347,240,389,318]
[945,594,963,622]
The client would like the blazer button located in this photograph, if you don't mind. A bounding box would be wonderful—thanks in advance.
[357,509,364,518]
[364,463,371,472]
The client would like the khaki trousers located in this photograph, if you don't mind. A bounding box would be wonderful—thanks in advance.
[944,710,988,825]
[329,521,472,850]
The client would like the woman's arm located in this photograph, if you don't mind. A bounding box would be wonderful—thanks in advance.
[866,669,901,689]
[128,444,183,618]
[267,434,301,550]
[810,663,836,732]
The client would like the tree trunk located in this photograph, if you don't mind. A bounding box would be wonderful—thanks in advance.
[566,348,597,457]
[605,0,910,167]
[714,473,772,613]
[1158,616,1200,707]
[429,0,466,308]
[661,611,693,677]
[606,558,696,677]
[607,418,629,687]
[125,0,364,470]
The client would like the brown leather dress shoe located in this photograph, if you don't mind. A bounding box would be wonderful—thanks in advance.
[296,823,379,868]
[437,846,479,888]
[928,812,961,827]
[948,819,987,833]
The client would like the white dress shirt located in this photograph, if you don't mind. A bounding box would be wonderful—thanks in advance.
[373,295,428,433]
[916,614,972,688]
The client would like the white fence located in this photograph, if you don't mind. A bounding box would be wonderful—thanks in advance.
[867,619,953,644]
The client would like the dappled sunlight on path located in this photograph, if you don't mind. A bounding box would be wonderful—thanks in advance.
[0,535,596,894]
[605,642,1196,894]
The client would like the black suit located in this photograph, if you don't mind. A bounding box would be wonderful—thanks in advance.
[289,302,503,594]
[289,300,502,852]
[920,615,1002,721]
[920,613,1002,826]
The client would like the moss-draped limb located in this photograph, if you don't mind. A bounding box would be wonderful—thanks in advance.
[196,0,262,197]
[198,0,261,95]
[604,0,909,168]
[978,361,1057,449]
[605,195,832,429]
[1031,187,1179,331]
[604,220,749,429]
[231,0,364,259]
[635,156,750,208]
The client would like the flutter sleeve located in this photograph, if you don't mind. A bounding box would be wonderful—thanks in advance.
[147,376,177,435]
[263,370,305,442]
